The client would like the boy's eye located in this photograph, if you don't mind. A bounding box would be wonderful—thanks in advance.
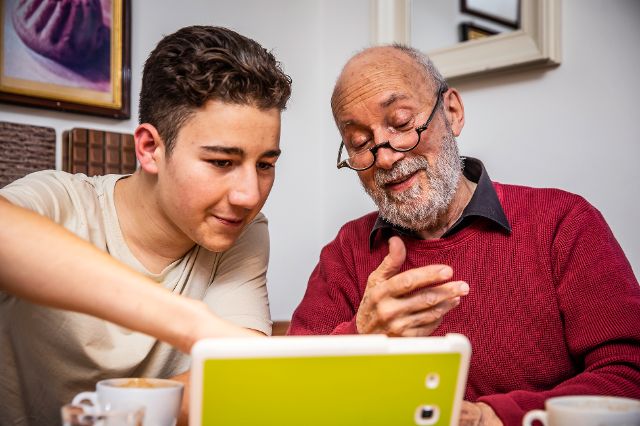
[207,159,232,168]
[257,162,275,171]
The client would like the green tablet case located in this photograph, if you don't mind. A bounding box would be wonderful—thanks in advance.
[190,334,470,426]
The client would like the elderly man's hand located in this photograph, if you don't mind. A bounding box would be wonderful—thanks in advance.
[459,401,503,426]
[355,236,469,336]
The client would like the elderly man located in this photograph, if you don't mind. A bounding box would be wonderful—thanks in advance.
[288,45,640,425]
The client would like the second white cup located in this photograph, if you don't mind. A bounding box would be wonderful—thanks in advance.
[72,378,183,426]
[522,395,640,426]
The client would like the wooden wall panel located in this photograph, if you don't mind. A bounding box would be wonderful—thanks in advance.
[0,121,56,188]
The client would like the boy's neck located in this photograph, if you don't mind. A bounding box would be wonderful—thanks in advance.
[114,171,195,274]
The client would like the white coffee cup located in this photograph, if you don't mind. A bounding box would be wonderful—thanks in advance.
[522,395,640,426]
[72,378,183,426]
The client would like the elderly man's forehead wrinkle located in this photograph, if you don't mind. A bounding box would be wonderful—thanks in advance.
[336,79,387,113]
[334,74,411,117]
[331,48,431,124]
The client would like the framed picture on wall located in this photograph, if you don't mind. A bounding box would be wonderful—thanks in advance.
[461,0,521,30]
[0,0,131,119]
[459,22,498,42]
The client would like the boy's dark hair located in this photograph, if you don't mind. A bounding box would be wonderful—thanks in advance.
[139,26,292,155]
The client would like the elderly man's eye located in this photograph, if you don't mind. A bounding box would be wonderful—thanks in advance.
[393,120,413,131]
[350,140,371,152]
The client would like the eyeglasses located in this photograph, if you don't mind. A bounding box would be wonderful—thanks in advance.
[336,85,447,171]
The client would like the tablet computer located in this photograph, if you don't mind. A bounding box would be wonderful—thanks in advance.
[190,333,470,426]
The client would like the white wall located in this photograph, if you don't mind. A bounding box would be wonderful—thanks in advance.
[453,0,640,286]
[1,0,638,321]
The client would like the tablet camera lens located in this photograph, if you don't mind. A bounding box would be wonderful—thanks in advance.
[421,407,434,419]
[414,404,440,425]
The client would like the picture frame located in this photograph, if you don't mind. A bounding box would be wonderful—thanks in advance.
[371,0,561,82]
[459,22,498,42]
[461,0,521,30]
[0,0,131,119]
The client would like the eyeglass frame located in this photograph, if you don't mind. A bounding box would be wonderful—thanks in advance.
[336,84,448,171]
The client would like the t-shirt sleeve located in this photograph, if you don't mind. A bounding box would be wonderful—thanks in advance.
[0,171,80,301]
[0,170,76,222]
[202,213,272,335]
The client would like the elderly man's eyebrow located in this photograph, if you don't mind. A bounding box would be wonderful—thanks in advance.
[338,93,410,128]
[380,92,410,108]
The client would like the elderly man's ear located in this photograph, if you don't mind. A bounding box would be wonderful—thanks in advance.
[134,124,165,175]
[443,88,465,137]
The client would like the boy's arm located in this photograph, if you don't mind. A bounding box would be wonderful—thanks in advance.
[172,329,263,426]
[0,196,253,352]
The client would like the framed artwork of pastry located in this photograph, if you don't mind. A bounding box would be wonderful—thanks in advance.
[0,0,131,119]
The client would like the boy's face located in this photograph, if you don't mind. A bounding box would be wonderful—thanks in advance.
[156,100,281,252]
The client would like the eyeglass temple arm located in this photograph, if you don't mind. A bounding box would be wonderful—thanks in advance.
[337,141,350,169]
[416,86,447,133]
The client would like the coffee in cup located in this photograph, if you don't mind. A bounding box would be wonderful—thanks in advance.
[111,378,173,389]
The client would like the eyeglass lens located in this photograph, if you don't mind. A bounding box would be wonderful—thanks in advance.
[346,130,420,170]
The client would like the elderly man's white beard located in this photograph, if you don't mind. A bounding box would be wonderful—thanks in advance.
[363,131,462,231]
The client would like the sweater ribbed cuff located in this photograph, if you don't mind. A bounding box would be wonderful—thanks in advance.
[476,395,525,426]
[331,319,358,335]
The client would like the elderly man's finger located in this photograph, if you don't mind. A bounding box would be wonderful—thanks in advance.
[373,281,466,324]
[384,264,454,297]
[399,317,443,337]
[399,281,469,315]
[392,298,461,336]
[368,236,406,285]
[458,401,482,426]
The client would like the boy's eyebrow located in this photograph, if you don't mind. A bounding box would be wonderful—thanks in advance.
[200,146,245,156]
[200,146,282,158]
[262,149,281,158]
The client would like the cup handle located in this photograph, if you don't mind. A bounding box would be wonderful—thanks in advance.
[522,409,548,426]
[71,391,98,408]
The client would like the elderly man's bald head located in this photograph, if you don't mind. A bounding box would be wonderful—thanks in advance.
[331,45,446,119]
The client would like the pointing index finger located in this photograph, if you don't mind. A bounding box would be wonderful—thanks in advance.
[384,264,454,297]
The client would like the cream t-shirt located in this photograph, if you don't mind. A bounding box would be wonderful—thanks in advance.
[0,171,272,425]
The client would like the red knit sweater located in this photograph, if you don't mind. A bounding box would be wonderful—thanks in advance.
[289,183,640,426]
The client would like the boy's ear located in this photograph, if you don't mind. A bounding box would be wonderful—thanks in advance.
[134,124,165,175]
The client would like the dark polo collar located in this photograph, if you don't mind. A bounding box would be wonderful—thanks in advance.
[369,157,511,249]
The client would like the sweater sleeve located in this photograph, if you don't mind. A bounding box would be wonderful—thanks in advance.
[477,198,640,426]
[288,231,363,336]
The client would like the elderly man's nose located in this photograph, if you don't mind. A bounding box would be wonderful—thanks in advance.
[374,145,404,170]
